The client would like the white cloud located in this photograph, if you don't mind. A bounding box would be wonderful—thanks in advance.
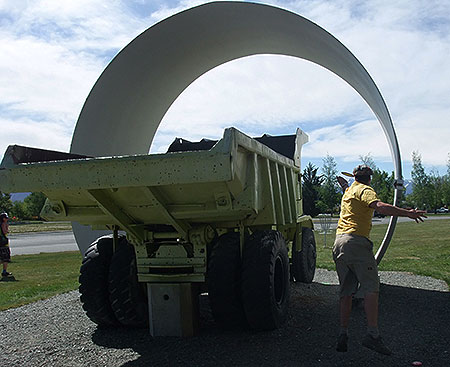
[154,54,370,151]
[396,108,450,166]
[0,118,71,153]
[148,0,209,22]
[0,0,153,156]
[0,0,449,177]
[0,36,100,122]
[303,119,390,161]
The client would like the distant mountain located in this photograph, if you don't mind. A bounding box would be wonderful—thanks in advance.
[404,179,413,195]
[10,192,30,202]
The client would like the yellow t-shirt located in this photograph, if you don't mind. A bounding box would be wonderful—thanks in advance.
[336,181,379,238]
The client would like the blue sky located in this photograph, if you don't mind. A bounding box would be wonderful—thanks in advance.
[1,0,449,179]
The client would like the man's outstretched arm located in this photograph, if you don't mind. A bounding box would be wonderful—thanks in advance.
[369,201,427,223]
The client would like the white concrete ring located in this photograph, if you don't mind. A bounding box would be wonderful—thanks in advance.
[70,2,401,260]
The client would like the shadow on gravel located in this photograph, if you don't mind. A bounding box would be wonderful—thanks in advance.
[91,282,450,367]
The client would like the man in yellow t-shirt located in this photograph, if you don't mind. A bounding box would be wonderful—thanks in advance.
[333,165,426,355]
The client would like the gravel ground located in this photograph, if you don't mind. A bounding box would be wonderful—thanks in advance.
[1,269,448,367]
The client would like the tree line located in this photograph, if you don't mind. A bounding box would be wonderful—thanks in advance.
[302,152,450,216]
[0,192,47,221]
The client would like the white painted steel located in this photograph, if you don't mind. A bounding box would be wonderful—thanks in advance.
[70,1,401,260]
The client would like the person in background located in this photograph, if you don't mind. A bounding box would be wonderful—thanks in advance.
[333,165,427,355]
[1,212,12,277]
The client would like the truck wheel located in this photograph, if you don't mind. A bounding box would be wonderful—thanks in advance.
[108,238,149,328]
[292,227,316,283]
[241,230,290,330]
[207,232,246,328]
[79,236,119,327]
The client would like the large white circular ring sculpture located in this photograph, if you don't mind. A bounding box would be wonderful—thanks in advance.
[70,1,402,263]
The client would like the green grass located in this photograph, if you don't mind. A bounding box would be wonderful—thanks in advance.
[316,218,450,286]
[10,221,72,234]
[0,251,82,311]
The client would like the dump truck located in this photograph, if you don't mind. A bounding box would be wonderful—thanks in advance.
[0,127,316,336]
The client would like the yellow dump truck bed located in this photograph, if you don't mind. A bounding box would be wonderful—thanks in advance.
[0,128,308,237]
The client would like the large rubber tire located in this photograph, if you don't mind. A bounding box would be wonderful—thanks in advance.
[291,227,316,283]
[79,236,119,327]
[241,230,290,330]
[108,237,149,328]
[207,232,246,329]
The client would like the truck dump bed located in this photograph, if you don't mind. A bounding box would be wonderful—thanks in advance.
[0,128,308,241]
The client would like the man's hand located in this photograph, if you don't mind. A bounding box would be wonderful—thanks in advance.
[406,208,427,223]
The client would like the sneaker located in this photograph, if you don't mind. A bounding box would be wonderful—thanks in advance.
[336,333,348,352]
[362,334,392,355]
[2,271,12,277]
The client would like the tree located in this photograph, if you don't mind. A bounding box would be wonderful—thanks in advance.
[372,170,395,203]
[428,169,444,212]
[359,154,395,203]
[11,201,28,220]
[446,153,450,178]
[23,192,47,219]
[319,154,340,214]
[0,191,13,214]
[443,153,450,207]
[302,162,324,217]
[359,154,377,170]
[410,151,432,210]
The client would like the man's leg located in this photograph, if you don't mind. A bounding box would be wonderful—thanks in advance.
[351,262,381,334]
[335,269,357,353]
[340,295,353,329]
[361,290,391,355]
[333,235,356,352]
[336,295,352,352]
[364,291,379,330]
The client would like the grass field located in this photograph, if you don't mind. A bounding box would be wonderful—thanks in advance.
[0,251,81,311]
[316,218,450,286]
[1,219,448,311]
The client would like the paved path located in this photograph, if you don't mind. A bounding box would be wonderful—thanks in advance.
[9,231,78,255]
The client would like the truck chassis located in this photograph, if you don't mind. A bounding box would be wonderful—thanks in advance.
[0,127,316,336]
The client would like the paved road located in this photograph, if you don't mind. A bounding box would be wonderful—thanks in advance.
[9,231,78,255]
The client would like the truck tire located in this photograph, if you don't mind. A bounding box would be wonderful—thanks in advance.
[108,238,149,328]
[241,230,290,330]
[291,227,316,283]
[79,236,119,327]
[207,232,246,329]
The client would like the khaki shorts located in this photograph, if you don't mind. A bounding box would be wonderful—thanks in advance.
[332,233,379,297]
